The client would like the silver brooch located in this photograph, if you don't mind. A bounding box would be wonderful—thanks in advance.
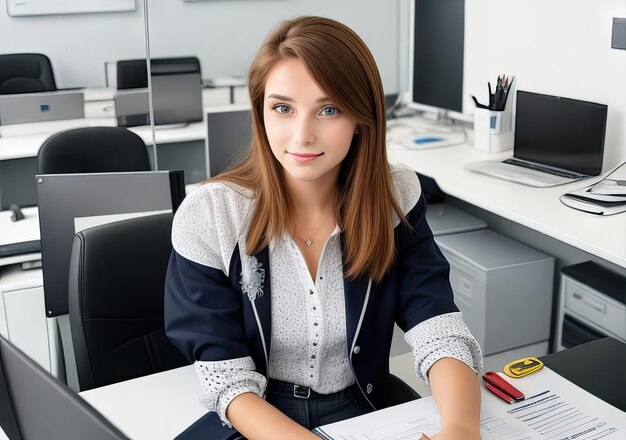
[240,256,265,302]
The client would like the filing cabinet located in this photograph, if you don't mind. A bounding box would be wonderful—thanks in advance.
[435,229,554,356]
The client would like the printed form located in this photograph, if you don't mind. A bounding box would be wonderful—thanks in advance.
[314,368,625,440]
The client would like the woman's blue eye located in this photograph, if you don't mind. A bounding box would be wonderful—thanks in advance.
[321,106,338,116]
[275,105,290,114]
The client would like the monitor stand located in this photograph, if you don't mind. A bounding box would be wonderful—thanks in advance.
[387,109,467,149]
[153,122,190,130]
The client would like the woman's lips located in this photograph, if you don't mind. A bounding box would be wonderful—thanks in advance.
[289,152,323,163]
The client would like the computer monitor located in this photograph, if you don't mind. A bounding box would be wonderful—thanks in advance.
[113,57,203,127]
[408,0,467,122]
[206,106,252,177]
[36,170,185,316]
[0,336,129,440]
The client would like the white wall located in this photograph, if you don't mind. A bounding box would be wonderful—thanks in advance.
[463,0,626,170]
[3,0,625,167]
[0,4,147,88]
[144,0,401,94]
[0,1,401,92]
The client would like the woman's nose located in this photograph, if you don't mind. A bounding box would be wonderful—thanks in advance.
[293,117,315,145]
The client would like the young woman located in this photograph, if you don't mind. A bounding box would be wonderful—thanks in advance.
[165,16,482,440]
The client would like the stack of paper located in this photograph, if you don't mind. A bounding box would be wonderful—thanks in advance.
[313,367,625,439]
[561,162,626,215]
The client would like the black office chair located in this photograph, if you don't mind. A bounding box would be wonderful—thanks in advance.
[68,213,189,391]
[0,336,129,440]
[116,57,201,90]
[37,126,151,174]
[388,374,420,405]
[0,53,57,95]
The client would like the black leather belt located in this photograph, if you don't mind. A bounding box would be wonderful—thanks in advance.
[267,378,358,400]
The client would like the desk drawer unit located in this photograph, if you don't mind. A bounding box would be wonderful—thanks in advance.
[436,229,554,356]
[556,262,626,351]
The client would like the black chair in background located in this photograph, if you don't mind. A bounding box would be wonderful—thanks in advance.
[0,335,128,440]
[68,213,189,391]
[37,126,151,174]
[0,53,57,95]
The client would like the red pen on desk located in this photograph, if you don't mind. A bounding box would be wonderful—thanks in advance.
[483,372,525,404]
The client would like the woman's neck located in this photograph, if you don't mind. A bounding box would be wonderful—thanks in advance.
[285,174,338,216]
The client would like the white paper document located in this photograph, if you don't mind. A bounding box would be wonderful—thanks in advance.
[314,368,625,440]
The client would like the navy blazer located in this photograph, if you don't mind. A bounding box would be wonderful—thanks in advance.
[165,183,457,439]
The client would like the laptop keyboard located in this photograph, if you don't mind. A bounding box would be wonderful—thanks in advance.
[503,158,584,179]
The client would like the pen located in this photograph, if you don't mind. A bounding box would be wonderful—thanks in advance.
[502,76,515,109]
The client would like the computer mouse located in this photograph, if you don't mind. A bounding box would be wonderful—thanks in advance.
[413,136,444,144]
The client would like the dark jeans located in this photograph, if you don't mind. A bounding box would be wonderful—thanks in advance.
[265,378,374,431]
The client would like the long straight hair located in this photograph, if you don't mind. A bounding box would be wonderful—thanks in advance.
[215,16,405,282]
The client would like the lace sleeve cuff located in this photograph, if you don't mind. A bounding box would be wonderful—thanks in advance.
[195,356,268,428]
[404,312,483,385]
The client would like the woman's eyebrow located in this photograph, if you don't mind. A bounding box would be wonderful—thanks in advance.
[266,94,293,102]
[266,93,332,103]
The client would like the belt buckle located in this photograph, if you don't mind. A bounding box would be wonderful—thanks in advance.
[293,385,311,399]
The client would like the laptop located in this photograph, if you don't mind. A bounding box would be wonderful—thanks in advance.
[466,91,607,187]
[0,90,84,125]
[0,336,129,440]
[115,72,203,127]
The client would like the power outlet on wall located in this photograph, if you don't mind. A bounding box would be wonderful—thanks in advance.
[612,18,626,50]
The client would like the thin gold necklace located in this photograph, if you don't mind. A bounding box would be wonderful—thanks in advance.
[295,210,334,246]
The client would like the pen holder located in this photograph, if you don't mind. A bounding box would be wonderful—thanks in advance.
[473,105,514,153]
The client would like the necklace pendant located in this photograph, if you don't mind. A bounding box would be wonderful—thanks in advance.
[305,239,313,246]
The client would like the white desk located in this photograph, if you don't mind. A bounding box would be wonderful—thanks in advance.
[387,118,626,268]
[0,118,206,161]
[80,365,205,440]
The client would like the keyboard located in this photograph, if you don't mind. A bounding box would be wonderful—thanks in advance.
[465,160,588,187]
[503,158,585,179]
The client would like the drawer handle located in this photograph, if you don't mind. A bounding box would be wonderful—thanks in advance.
[572,292,606,314]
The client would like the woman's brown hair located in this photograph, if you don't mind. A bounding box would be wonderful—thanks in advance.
[215,16,404,282]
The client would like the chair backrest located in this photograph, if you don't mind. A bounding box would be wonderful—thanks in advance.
[0,53,57,95]
[68,213,189,391]
[37,126,151,174]
[0,335,129,440]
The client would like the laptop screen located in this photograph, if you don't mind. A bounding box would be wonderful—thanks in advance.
[513,91,607,176]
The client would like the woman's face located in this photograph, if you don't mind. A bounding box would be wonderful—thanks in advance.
[263,58,357,188]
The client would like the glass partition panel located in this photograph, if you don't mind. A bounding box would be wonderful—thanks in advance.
[0,2,149,210]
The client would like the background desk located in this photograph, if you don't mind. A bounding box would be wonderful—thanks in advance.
[78,338,626,440]
[0,117,207,210]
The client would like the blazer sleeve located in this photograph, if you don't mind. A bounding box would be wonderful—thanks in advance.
[393,175,459,331]
[164,185,266,428]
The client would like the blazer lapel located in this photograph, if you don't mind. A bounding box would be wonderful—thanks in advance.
[344,274,371,348]
[252,246,272,360]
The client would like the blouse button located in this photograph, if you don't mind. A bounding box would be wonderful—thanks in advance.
[353,346,360,354]
[366,383,373,394]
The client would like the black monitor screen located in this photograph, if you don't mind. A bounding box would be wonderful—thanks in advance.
[514,91,607,176]
[411,0,465,114]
